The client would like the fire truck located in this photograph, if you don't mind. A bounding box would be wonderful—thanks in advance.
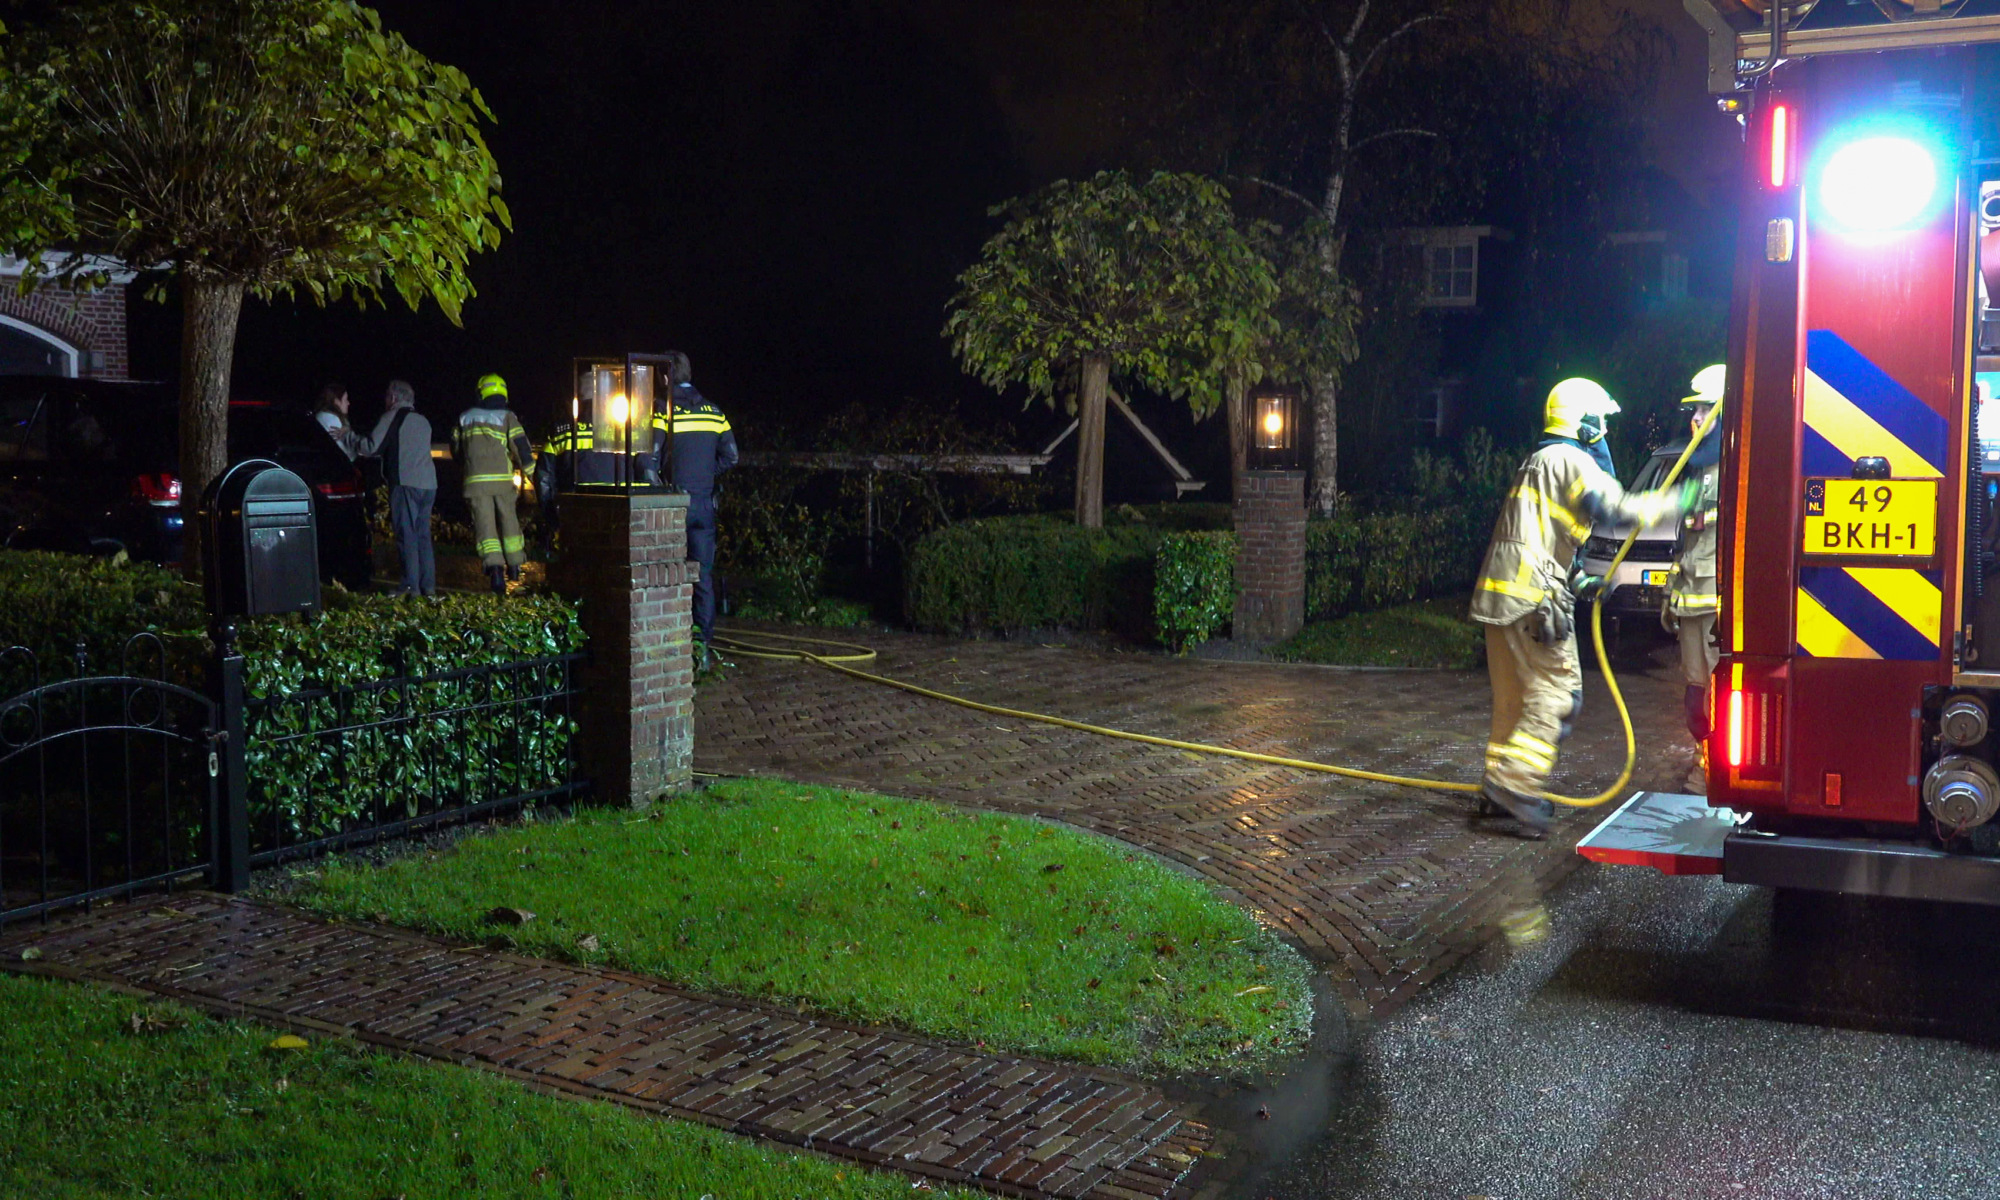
[1578,1,2000,902]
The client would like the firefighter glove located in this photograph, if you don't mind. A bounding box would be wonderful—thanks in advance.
[1572,572,1606,603]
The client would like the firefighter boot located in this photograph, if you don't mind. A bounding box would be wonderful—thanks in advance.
[1481,782,1554,840]
[487,565,507,595]
[506,563,522,583]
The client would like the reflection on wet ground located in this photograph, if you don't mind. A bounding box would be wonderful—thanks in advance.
[697,626,1694,1016]
[1246,866,2000,1200]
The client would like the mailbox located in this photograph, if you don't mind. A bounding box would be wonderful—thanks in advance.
[201,459,321,618]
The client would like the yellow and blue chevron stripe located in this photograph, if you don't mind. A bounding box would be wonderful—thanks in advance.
[1795,566,1942,661]
[1802,330,1947,479]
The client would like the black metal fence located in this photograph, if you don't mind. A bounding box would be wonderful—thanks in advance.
[0,636,218,923]
[1,630,585,924]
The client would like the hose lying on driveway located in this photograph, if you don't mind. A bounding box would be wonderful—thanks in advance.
[712,404,1720,812]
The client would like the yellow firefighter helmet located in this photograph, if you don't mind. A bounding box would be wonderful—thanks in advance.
[1681,363,1726,408]
[1543,378,1620,440]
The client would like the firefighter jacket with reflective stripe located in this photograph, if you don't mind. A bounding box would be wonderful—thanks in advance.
[1470,441,1682,627]
[648,383,738,500]
[1669,461,1720,616]
[452,405,533,491]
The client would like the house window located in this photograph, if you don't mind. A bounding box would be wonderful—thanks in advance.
[1428,244,1476,303]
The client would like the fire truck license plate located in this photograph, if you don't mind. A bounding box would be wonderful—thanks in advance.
[1801,478,1937,557]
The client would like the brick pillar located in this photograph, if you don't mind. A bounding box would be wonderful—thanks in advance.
[549,491,696,805]
[1233,470,1307,643]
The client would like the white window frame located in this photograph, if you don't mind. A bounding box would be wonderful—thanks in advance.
[1390,227,1507,310]
[0,313,79,376]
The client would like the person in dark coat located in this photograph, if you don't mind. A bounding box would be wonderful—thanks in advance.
[649,352,737,664]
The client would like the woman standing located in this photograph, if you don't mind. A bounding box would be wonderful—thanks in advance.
[313,382,364,459]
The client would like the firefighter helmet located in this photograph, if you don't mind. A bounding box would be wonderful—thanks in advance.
[1543,378,1619,441]
[1681,364,1725,407]
[478,373,508,402]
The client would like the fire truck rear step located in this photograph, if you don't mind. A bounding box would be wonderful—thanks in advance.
[1576,791,1737,876]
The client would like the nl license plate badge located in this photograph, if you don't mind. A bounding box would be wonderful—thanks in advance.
[1802,478,1937,557]
[1640,569,1670,586]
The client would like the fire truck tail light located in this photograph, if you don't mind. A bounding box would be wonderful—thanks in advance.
[1769,104,1792,189]
[1727,688,1746,768]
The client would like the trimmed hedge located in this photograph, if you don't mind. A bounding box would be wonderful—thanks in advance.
[0,550,585,841]
[1154,531,1236,652]
[1305,503,1491,621]
[904,515,1167,638]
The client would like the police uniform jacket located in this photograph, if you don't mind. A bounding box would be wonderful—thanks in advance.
[452,405,533,492]
[650,383,738,501]
[1471,441,1682,627]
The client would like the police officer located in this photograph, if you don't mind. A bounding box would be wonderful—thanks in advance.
[535,414,593,556]
[1664,364,1725,793]
[649,352,737,665]
[1472,378,1694,837]
[452,373,535,594]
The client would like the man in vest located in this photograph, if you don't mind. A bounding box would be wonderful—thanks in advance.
[1665,364,1725,794]
[452,373,535,594]
[1471,378,1694,837]
[649,352,738,665]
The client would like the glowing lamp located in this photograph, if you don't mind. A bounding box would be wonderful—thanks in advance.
[1246,383,1302,470]
[1818,135,1938,234]
[609,394,630,427]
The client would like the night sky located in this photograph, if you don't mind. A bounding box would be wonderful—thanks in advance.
[126,0,1731,453]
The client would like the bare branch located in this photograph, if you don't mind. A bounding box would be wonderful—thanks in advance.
[1344,0,1373,48]
[1239,175,1323,218]
[1356,11,1451,82]
[1348,127,1441,153]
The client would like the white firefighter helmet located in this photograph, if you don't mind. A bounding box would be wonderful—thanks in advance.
[1681,363,1726,408]
[1543,378,1620,440]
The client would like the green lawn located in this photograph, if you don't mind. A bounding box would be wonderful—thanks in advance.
[0,973,975,1199]
[1271,595,1485,669]
[291,778,1314,1075]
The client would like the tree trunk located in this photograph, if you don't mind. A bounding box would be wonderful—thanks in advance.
[1308,367,1341,515]
[178,274,245,581]
[1225,370,1247,497]
[1074,354,1110,529]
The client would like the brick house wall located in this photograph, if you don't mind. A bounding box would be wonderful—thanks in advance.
[0,256,133,379]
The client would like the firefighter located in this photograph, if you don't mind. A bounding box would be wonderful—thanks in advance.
[535,415,592,557]
[648,352,738,665]
[1472,378,1695,837]
[1664,364,1725,793]
[452,373,535,594]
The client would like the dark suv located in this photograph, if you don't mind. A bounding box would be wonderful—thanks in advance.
[0,378,373,589]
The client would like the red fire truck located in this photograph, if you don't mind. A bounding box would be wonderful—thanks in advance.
[1579,1,2000,902]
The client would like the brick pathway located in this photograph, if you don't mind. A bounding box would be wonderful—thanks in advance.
[1,894,1209,1200]
[697,628,1690,1016]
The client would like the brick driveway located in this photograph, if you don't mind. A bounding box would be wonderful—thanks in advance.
[696,629,1691,1017]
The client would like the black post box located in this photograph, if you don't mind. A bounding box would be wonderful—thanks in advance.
[201,459,321,618]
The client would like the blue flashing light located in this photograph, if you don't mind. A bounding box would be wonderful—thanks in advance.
[1815,133,1941,235]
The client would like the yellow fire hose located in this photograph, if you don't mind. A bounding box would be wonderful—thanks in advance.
[713,403,1721,811]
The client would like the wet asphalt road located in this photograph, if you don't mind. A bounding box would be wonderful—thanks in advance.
[1229,862,2000,1200]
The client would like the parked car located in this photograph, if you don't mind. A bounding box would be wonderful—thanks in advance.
[1577,438,1688,621]
[0,377,373,589]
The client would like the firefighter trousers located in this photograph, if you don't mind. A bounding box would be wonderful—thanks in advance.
[465,482,526,570]
[1677,610,1718,740]
[1484,615,1582,797]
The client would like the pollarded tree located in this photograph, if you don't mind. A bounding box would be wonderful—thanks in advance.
[0,0,508,575]
[946,170,1277,528]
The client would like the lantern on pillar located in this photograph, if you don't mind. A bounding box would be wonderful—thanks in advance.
[1247,382,1303,471]
[571,353,680,490]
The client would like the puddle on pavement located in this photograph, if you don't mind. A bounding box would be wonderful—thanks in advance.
[1172,969,1362,1197]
